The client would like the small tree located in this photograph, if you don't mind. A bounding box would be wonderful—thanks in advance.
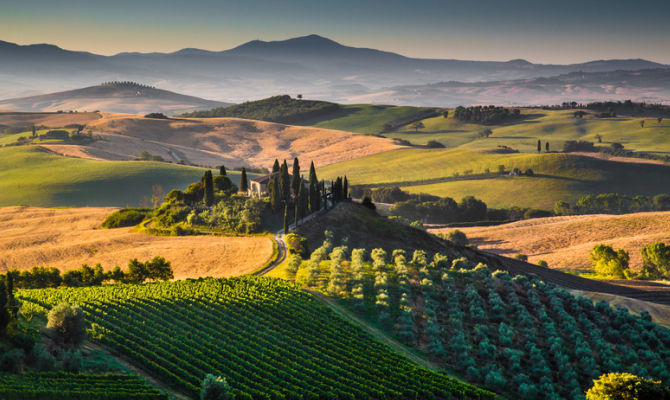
[640,120,645,128]
[239,168,248,193]
[200,374,232,400]
[658,117,663,124]
[46,303,86,349]
[591,244,630,279]
[586,372,670,400]
[291,157,301,196]
[412,121,425,132]
[442,110,449,118]
[0,279,10,337]
[537,139,541,153]
[283,205,289,234]
[219,165,226,176]
[545,142,549,152]
[640,242,670,279]
[272,159,280,174]
[145,256,174,281]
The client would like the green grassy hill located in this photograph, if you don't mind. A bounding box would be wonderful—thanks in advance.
[17,277,494,400]
[382,109,670,154]
[299,104,439,134]
[318,149,670,209]
[0,146,251,207]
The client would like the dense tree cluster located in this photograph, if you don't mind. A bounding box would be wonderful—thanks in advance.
[178,95,340,123]
[101,81,155,90]
[555,193,670,215]
[584,100,670,118]
[389,195,487,224]
[1,257,173,289]
[453,105,521,125]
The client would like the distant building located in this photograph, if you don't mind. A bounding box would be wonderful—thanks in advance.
[248,172,279,197]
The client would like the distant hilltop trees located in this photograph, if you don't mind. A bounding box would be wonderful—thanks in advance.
[101,81,156,90]
[453,105,522,125]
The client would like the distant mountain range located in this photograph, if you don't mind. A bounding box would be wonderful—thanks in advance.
[0,82,231,114]
[1,34,668,106]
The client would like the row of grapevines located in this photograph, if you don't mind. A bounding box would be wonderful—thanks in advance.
[18,276,495,400]
[0,371,167,399]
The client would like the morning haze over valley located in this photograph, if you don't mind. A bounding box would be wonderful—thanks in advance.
[1,1,670,399]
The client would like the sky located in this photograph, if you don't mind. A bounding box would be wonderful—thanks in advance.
[1,0,669,64]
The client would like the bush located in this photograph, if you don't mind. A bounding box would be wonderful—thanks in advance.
[361,197,376,210]
[537,260,548,268]
[101,208,152,228]
[200,374,232,400]
[591,244,630,279]
[426,140,445,148]
[586,372,670,400]
[62,349,82,372]
[640,242,670,279]
[144,113,168,119]
[441,230,468,246]
[0,348,24,373]
[514,254,528,262]
[31,343,56,371]
[46,303,86,349]
[285,234,309,258]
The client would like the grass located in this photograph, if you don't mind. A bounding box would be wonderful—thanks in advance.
[318,148,670,209]
[300,104,436,134]
[0,146,252,207]
[377,109,670,153]
[0,206,274,278]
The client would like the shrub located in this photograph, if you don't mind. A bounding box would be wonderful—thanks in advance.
[101,208,152,228]
[46,303,86,349]
[144,113,168,119]
[591,244,630,279]
[361,197,376,210]
[640,242,670,279]
[442,230,469,246]
[31,343,56,371]
[586,372,670,400]
[426,140,445,148]
[0,349,24,373]
[62,349,82,372]
[514,254,528,262]
[201,374,232,400]
[537,260,548,268]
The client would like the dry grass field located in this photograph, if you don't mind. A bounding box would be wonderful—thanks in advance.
[431,211,670,270]
[0,206,274,279]
[1,112,402,169]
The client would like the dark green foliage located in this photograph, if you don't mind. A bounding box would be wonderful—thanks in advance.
[390,195,487,223]
[0,372,168,399]
[61,349,82,373]
[563,140,597,152]
[200,374,232,400]
[426,140,444,148]
[440,229,468,246]
[239,167,248,193]
[309,162,321,213]
[144,113,168,119]
[0,349,24,373]
[343,176,348,199]
[268,176,281,212]
[283,205,289,234]
[591,245,630,278]
[218,165,226,176]
[213,175,235,193]
[361,196,376,210]
[203,170,215,207]
[178,95,340,123]
[291,157,300,196]
[557,193,670,215]
[641,242,670,279]
[126,257,173,283]
[368,186,412,203]
[62,264,105,287]
[272,159,280,174]
[101,208,152,228]
[279,160,291,202]
[46,303,86,349]
[537,139,541,153]
[453,105,521,125]
[0,279,11,337]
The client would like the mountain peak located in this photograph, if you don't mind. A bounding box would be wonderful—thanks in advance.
[231,34,343,52]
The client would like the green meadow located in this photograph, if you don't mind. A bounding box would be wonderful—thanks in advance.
[318,149,670,209]
[0,146,250,207]
[301,104,435,134]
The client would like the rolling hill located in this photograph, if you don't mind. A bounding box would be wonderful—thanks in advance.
[318,149,670,209]
[434,211,670,271]
[0,206,274,279]
[1,35,667,105]
[0,82,231,115]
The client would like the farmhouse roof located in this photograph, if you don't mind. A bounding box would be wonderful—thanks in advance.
[250,172,279,184]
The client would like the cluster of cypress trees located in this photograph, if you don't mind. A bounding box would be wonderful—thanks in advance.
[0,274,18,338]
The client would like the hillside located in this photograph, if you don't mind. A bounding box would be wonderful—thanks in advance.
[1,36,667,105]
[294,202,670,305]
[435,211,670,271]
[0,146,220,207]
[47,113,403,168]
[17,277,493,399]
[0,82,231,115]
[318,149,670,209]
[0,207,274,279]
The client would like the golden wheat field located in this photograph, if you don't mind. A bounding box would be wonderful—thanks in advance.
[429,211,670,270]
[0,206,274,279]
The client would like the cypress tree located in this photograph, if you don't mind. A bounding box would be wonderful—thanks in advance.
[291,157,301,196]
[280,160,291,203]
[343,176,349,200]
[546,142,550,152]
[240,168,248,193]
[294,202,300,227]
[298,178,308,217]
[309,178,319,213]
[284,205,289,234]
[6,273,17,320]
[219,165,226,176]
[537,139,541,153]
[0,279,9,337]
[32,125,36,138]
[203,170,214,206]
[270,176,281,212]
[272,159,280,174]
[309,161,317,183]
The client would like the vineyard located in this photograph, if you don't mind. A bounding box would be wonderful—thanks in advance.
[0,372,167,399]
[289,242,670,400]
[16,277,494,400]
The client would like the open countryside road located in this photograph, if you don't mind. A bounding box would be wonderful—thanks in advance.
[255,231,287,276]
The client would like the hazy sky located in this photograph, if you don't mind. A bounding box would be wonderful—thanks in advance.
[1,0,669,64]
